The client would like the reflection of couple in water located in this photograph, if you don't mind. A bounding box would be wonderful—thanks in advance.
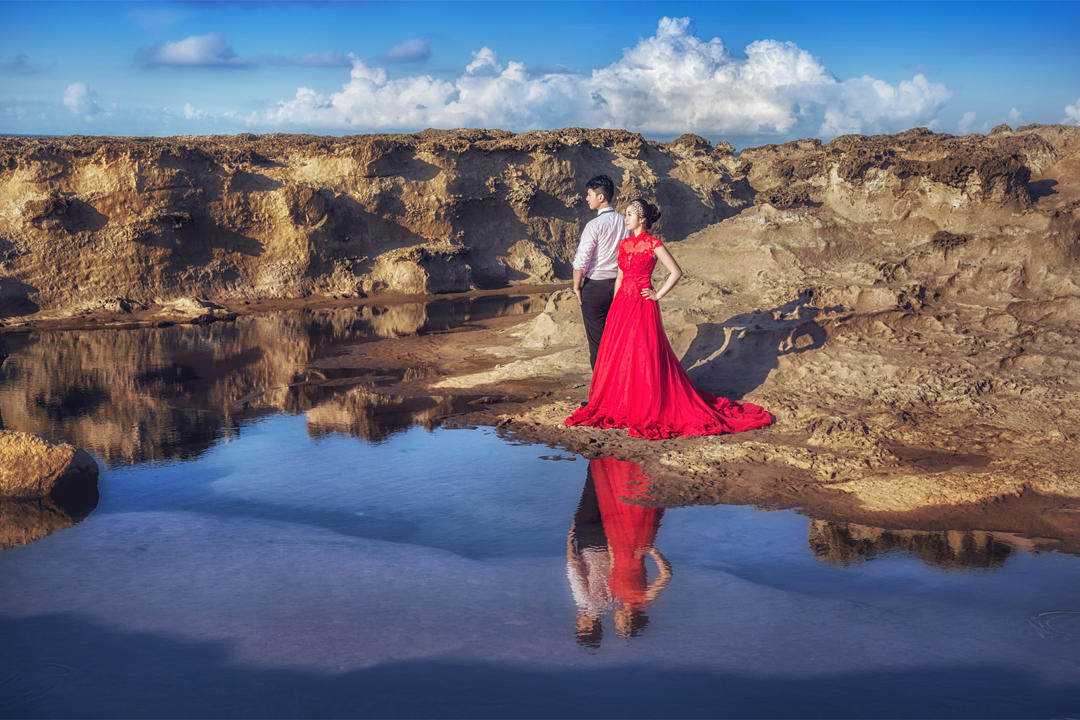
[566,457,671,647]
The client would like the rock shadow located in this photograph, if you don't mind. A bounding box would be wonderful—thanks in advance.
[0,278,39,317]
[363,150,441,182]
[226,169,282,193]
[1028,178,1058,200]
[26,195,109,234]
[683,290,833,400]
[624,145,749,242]
[326,193,425,254]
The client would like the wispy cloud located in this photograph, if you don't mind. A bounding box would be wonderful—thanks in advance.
[63,82,99,117]
[526,64,581,78]
[183,103,208,120]
[137,33,248,68]
[263,17,951,139]
[137,34,352,69]
[128,4,193,31]
[958,111,977,134]
[379,37,430,64]
[2,53,42,75]
[265,51,353,68]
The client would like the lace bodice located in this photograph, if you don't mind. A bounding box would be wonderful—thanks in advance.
[617,233,663,294]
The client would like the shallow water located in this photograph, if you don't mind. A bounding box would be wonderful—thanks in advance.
[2,299,1080,718]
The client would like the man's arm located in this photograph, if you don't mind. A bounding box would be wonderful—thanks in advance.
[572,221,597,305]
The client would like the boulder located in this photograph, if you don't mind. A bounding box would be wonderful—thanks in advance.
[0,430,99,505]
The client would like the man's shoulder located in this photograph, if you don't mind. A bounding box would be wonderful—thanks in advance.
[585,210,624,227]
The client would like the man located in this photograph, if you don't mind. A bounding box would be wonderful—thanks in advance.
[572,175,625,370]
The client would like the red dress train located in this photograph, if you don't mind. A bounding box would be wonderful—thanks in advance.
[565,232,773,439]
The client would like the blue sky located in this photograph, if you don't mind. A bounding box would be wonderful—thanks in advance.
[2,1,1078,146]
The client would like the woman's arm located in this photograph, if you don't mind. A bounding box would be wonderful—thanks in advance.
[641,245,683,301]
[643,547,673,601]
[614,268,624,296]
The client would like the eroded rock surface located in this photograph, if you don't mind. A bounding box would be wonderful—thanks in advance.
[0,129,744,319]
[0,430,98,503]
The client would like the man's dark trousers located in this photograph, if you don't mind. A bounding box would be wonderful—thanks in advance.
[580,276,616,368]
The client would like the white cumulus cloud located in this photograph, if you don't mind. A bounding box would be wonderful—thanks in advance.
[819,73,952,137]
[1064,98,1080,125]
[63,82,98,115]
[263,16,951,139]
[138,33,245,67]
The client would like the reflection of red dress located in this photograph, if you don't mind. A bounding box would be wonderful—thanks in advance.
[590,457,662,609]
[565,232,773,439]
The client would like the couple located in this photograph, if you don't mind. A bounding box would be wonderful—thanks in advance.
[565,176,773,439]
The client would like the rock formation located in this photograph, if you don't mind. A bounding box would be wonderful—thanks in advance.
[0,430,98,504]
[0,129,744,317]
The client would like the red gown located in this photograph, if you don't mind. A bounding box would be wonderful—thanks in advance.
[565,232,773,439]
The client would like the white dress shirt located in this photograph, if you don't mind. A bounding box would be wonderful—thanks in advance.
[572,207,625,280]
[567,547,617,614]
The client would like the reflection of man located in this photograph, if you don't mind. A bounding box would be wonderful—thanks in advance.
[572,175,625,370]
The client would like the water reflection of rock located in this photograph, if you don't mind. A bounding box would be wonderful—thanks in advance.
[0,295,542,465]
[808,519,1013,570]
[0,493,99,551]
[305,387,457,443]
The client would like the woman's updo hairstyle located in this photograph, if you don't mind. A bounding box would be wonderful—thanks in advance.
[626,198,661,230]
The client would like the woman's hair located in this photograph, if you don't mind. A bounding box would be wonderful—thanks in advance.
[625,198,661,230]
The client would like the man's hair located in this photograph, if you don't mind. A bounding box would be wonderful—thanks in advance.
[586,175,615,203]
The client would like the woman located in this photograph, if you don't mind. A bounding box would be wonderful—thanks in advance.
[565,199,773,438]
